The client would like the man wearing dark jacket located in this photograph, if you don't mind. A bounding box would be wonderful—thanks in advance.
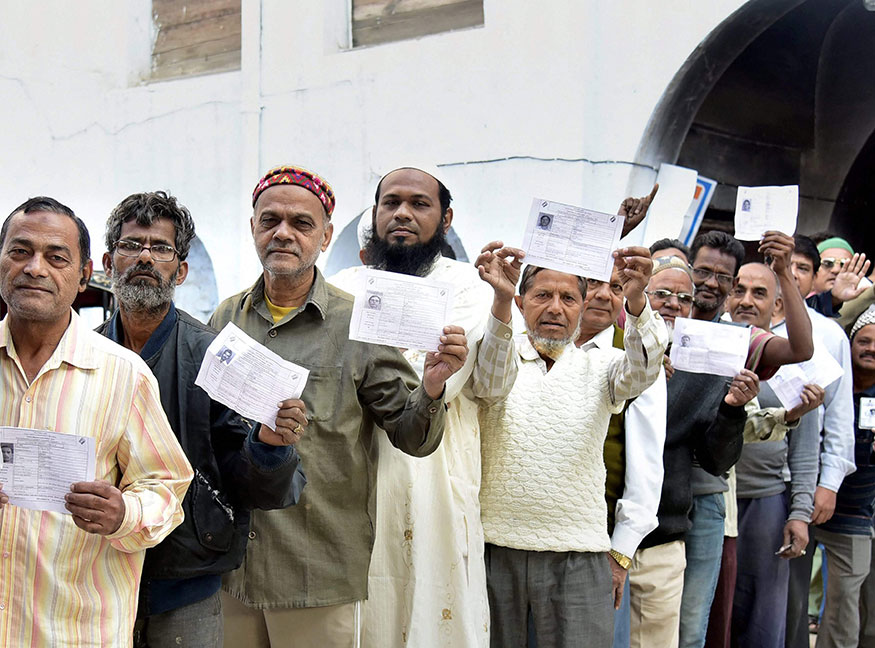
[627,255,760,648]
[98,191,306,647]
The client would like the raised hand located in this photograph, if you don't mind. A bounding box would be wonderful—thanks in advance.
[618,183,659,237]
[259,398,308,445]
[724,369,760,407]
[785,384,825,423]
[831,253,871,303]
[613,246,653,316]
[476,241,525,323]
[759,231,794,275]
[423,325,469,399]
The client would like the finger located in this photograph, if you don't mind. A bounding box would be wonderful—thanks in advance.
[70,515,105,534]
[646,183,660,203]
[442,325,466,336]
[479,240,504,254]
[70,481,113,497]
[494,247,526,261]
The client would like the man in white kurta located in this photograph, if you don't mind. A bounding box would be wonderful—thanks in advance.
[330,166,494,647]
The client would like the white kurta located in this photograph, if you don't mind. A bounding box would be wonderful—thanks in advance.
[330,257,494,647]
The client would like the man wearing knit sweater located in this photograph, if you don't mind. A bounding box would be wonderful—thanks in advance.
[470,241,668,648]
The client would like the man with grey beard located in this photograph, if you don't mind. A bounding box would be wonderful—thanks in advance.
[97,191,306,648]
[471,245,668,647]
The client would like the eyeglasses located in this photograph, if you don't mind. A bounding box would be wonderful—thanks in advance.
[820,257,849,270]
[691,267,734,288]
[114,239,178,263]
[646,289,694,305]
[586,278,624,296]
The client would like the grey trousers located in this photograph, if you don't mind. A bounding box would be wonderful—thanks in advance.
[485,542,614,648]
[814,527,873,648]
[859,536,875,648]
[134,590,223,648]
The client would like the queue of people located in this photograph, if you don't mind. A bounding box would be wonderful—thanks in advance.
[0,162,873,648]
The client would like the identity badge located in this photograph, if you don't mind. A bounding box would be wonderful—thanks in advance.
[859,397,875,430]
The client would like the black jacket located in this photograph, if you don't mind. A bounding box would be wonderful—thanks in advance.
[97,306,306,579]
[639,369,745,549]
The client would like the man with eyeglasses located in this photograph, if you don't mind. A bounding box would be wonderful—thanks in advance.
[97,191,306,647]
[675,230,813,648]
[814,237,855,295]
[625,256,760,648]
[575,266,667,648]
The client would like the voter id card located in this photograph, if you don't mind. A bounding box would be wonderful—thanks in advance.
[859,397,875,430]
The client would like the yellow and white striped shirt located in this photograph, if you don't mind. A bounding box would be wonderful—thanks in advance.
[0,311,192,647]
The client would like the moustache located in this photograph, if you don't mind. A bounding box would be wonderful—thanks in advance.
[265,243,300,256]
[122,263,162,282]
[13,279,54,292]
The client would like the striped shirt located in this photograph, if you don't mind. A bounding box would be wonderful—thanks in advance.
[0,312,193,647]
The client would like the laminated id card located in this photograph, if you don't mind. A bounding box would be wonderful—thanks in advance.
[859,397,875,430]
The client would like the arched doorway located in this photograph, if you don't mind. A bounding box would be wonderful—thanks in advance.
[635,0,875,250]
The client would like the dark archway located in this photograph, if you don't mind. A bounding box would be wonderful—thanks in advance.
[635,0,875,251]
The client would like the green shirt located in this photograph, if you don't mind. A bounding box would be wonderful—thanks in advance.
[210,269,446,608]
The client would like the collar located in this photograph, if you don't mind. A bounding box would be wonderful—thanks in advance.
[106,303,178,359]
[0,309,99,374]
[579,325,614,351]
[241,268,330,323]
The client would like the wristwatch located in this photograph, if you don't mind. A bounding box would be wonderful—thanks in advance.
[609,549,632,570]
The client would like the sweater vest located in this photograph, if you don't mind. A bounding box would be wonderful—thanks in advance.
[479,343,622,553]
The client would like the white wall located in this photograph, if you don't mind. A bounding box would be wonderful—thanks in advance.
[0,0,748,304]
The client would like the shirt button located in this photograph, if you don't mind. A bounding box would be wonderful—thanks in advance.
[428,406,438,414]
[248,531,257,540]
[503,333,511,339]
[2,553,8,559]
[268,330,278,338]
[203,533,213,543]
[24,396,32,403]
[0,603,6,610]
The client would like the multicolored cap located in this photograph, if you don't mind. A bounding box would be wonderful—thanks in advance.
[252,165,336,217]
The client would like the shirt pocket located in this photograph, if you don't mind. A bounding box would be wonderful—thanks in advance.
[191,468,235,552]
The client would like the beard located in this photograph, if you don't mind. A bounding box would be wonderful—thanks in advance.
[530,321,582,360]
[111,262,178,316]
[362,223,447,277]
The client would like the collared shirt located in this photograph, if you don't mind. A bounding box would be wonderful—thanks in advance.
[773,306,856,490]
[0,311,192,647]
[474,303,668,552]
[581,326,667,558]
[210,269,445,608]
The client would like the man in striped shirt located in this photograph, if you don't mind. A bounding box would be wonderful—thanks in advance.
[0,197,193,647]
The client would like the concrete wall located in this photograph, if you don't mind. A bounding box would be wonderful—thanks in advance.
[0,0,749,307]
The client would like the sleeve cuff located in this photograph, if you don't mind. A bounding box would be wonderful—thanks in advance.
[611,520,654,558]
[819,462,853,492]
[624,299,653,328]
[246,423,295,471]
[408,384,446,418]
[486,313,514,340]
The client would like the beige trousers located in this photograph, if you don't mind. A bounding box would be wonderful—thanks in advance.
[628,540,686,648]
[221,591,361,648]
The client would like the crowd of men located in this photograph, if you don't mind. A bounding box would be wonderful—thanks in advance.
[0,162,873,648]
